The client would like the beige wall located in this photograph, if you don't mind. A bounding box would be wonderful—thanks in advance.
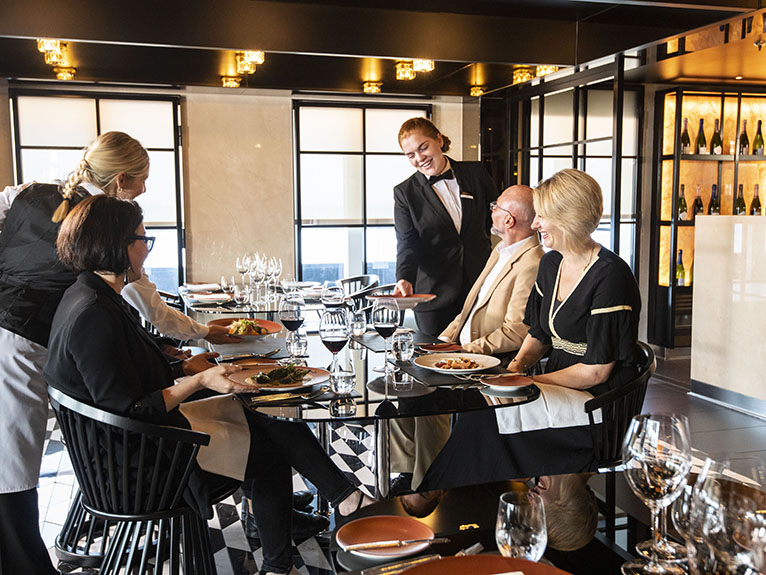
[0,80,14,187]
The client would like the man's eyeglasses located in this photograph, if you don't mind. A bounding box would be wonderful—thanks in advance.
[489,201,513,218]
[130,235,155,252]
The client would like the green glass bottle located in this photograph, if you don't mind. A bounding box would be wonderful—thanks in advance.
[680,118,691,154]
[740,120,750,155]
[735,184,747,215]
[678,184,688,221]
[754,120,764,155]
[691,184,704,219]
[695,118,707,154]
[710,119,723,155]
[707,184,720,215]
[676,249,685,287]
[751,184,762,216]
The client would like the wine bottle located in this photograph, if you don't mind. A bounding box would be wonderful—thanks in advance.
[695,118,707,154]
[692,184,704,219]
[710,119,723,155]
[735,184,747,215]
[751,184,762,216]
[676,250,685,287]
[678,184,688,221]
[707,184,720,215]
[740,120,750,155]
[754,120,764,155]
[680,118,691,154]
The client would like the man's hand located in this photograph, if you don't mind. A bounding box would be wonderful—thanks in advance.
[204,324,242,344]
[182,351,220,376]
[394,279,413,297]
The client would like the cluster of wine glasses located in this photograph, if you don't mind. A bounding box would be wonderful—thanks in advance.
[231,253,283,308]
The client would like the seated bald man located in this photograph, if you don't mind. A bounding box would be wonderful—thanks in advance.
[439,184,543,361]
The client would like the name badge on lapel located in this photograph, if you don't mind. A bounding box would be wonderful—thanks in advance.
[460,193,474,200]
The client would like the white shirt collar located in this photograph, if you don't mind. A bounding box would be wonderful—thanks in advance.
[496,236,530,260]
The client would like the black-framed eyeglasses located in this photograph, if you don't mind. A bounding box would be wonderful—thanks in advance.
[489,201,513,218]
[130,235,155,252]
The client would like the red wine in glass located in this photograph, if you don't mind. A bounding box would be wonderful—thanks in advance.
[373,324,397,339]
[281,316,304,332]
[322,336,348,354]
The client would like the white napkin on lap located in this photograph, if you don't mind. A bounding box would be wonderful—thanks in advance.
[494,383,600,434]
[185,283,221,292]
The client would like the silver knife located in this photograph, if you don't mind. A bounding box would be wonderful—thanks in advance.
[345,536,450,551]
[248,386,329,405]
[358,554,441,575]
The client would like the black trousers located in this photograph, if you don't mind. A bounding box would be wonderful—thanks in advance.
[0,489,57,575]
[241,412,355,574]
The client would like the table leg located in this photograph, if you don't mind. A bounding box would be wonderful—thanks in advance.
[317,421,330,516]
[374,418,390,499]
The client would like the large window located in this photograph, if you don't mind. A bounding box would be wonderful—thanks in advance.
[11,92,184,293]
[294,102,431,284]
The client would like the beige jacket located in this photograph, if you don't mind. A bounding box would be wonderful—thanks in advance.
[440,235,543,356]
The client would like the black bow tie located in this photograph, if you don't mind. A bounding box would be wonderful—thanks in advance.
[427,169,454,186]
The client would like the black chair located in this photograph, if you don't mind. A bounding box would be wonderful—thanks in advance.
[584,341,655,542]
[48,387,238,575]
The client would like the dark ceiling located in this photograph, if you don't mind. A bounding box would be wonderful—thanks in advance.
[0,0,761,96]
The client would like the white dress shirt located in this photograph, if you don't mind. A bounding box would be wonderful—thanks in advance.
[430,161,462,233]
[458,237,528,345]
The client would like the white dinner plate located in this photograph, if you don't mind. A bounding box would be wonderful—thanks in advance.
[413,353,501,374]
[228,365,330,391]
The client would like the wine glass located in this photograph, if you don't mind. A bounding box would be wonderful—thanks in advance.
[279,291,305,363]
[235,256,248,285]
[496,490,547,561]
[621,414,692,575]
[371,298,399,376]
[232,283,248,308]
[220,275,235,295]
[319,308,350,379]
[321,281,345,308]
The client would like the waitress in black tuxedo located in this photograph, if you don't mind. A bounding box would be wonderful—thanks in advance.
[394,118,498,335]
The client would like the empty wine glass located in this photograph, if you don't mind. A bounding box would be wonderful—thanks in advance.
[220,275,235,295]
[496,490,547,561]
[321,281,345,308]
[621,414,692,575]
[236,256,248,285]
[233,283,248,308]
[319,308,350,379]
[279,291,305,363]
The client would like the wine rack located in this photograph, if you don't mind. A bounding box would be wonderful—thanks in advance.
[649,88,766,349]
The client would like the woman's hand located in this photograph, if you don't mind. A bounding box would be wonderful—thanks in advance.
[204,324,242,344]
[394,279,413,297]
[181,351,219,375]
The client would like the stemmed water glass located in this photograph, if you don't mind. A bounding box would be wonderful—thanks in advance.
[495,490,547,561]
[621,414,692,575]
[319,308,350,380]
[279,291,305,363]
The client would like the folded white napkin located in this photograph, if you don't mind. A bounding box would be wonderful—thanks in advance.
[188,293,231,302]
[494,383,600,434]
[185,283,221,292]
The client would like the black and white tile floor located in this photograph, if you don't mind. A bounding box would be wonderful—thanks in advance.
[40,414,377,575]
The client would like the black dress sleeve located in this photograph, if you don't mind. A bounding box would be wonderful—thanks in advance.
[523,254,554,345]
[582,261,640,365]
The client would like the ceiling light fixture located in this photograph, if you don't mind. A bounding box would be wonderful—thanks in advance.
[535,65,558,77]
[396,61,416,81]
[235,52,256,75]
[54,67,75,81]
[37,38,61,53]
[363,81,382,94]
[512,67,535,85]
[412,59,434,72]
[221,76,242,88]
[44,47,66,66]
[243,50,265,64]
[470,85,485,97]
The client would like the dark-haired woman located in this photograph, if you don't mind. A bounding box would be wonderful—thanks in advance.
[44,195,372,575]
[394,117,498,335]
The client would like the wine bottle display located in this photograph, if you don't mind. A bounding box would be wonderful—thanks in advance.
[676,250,685,287]
[707,184,720,215]
[754,120,764,155]
[678,184,687,221]
[735,184,747,215]
[751,184,762,216]
[710,119,723,154]
[695,118,707,154]
[680,118,691,154]
[692,185,704,219]
[740,119,750,155]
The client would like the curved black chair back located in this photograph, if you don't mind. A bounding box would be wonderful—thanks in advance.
[339,274,379,298]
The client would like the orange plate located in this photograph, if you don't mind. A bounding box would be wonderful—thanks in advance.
[366,294,436,310]
[401,555,571,575]
[228,365,330,391]
[418,343,463,353]
[479,374,534,389]
[207,318,282,337]
[336,515,434,559]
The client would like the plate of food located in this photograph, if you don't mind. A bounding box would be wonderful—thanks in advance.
[208,318,282,338]
[336,515,434,559]
[479,373,534,390]
[228,363,330,391]
[365,293,436,311]
[413,353,501,374]
[417,342,463,353]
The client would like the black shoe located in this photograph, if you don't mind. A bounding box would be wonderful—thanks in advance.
[389,473,414,497]
[243,507,329,541]
[292,489,314,510]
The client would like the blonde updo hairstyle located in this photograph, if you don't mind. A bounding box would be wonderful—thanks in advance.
[52,131,149,223]
[398,117,451,153]
[533,169,603,250]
